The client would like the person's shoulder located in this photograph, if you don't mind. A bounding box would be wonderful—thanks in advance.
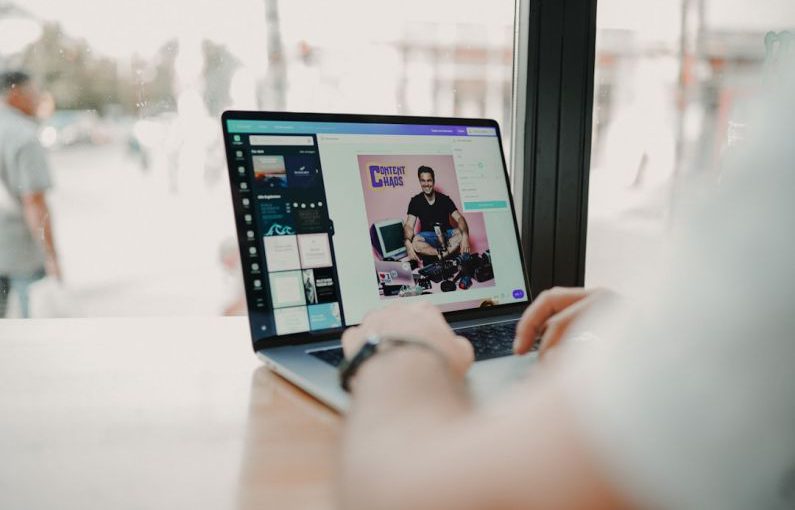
[0,107,40,146]
[437,192,456,206]
[409,192,425,204]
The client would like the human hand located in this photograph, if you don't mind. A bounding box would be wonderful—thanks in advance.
[45,256,62,283]
[406,243,421,263]
[513,287,608,358]
[460,233,471,254]
[342,303,474,378]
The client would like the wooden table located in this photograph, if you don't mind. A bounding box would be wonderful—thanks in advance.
[0,317,341,510]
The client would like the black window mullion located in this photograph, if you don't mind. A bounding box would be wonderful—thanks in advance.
[554,0,598,286]
[519,0,598,297]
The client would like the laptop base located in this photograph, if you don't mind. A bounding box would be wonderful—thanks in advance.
[258,316,539,412]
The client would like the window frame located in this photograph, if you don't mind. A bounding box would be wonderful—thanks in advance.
[512,0,598,296]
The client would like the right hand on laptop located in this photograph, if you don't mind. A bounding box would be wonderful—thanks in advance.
[342,303,474,378]
[513,287,609,358]
[405,244,421,265]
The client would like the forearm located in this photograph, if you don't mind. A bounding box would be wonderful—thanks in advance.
[341,362,628,510]
[346,347,470,433]
[340,348,472,510]
[458,216,469,237]
[22,196,57,261]
[403,225,415,246]
[336,301,628,510]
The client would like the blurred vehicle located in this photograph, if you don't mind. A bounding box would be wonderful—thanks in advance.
[39,110,111,148]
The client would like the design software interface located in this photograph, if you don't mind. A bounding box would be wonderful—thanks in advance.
[225,119,529,341]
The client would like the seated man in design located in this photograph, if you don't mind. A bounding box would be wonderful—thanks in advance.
[403,166,470,263]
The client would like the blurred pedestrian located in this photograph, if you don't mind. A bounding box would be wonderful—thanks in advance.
[0,71,61,318]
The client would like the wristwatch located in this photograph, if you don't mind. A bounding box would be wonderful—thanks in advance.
[338,334,440,392]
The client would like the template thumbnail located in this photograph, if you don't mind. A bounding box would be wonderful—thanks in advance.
[253,155,287,189]
[263,235,301,272]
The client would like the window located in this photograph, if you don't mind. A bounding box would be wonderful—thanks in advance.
[586,0,795,290]
[0,0,517,318]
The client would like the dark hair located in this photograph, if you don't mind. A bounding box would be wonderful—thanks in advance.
[0,71,31,94]
[417,165,435,181]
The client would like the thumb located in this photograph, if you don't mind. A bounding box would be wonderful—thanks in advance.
[453,335,475,373]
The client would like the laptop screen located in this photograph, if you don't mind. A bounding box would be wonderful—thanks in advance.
[223,113,529,344]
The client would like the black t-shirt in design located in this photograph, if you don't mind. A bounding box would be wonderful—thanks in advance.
[407,191,457,232]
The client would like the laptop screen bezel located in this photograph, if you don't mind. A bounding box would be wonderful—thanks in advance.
[221,110,532,353]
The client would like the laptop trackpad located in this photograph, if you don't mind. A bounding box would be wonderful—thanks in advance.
[467,355,537,404]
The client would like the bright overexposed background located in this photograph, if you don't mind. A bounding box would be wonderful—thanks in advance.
[586,0,794,292]
[0,0,515,317]
[1,1,792,317]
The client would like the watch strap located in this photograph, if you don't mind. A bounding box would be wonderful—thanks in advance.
[338,335,440,392]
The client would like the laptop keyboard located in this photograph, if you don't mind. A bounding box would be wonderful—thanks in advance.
[308,319,535,368]
[455,320,520,361]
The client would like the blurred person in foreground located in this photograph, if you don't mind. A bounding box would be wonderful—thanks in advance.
[0,71,61,318]
[336,67,795,509]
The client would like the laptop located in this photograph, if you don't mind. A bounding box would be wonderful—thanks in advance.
[221,111,537,411]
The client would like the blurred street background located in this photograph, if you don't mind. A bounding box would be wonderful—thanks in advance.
[0,0,791,316]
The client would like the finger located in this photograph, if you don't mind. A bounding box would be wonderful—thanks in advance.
[423,302,445,319]
[452,335,475,376]
[341,326,362,357]
[455,335,475,364]
[537,317,570,358]
[360,305,396,326]
[514,288,588,354]
[513,290,560,354]
[537,298,590,358]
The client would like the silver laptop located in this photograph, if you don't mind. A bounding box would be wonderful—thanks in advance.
[222,111,537,411]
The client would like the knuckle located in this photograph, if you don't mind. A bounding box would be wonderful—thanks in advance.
[546,316,563,330]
